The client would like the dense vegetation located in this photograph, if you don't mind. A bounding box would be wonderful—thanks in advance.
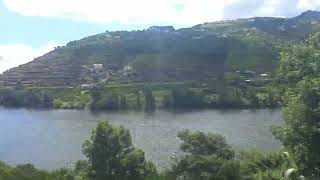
[272,32,320,178]
[0,78,280,110]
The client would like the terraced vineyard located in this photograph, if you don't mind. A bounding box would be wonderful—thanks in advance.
[1,10,320,88]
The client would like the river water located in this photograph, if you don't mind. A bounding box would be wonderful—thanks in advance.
[0,108,282,169]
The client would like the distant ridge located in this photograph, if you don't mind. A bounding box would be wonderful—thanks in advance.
[1,10,320,88]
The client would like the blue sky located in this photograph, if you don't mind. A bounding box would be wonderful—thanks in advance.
[1,0,320,73]
[0,1,155,47]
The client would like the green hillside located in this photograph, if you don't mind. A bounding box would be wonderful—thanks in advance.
[1,11,320,88]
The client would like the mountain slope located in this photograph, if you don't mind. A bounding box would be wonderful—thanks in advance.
[1,11,320,88]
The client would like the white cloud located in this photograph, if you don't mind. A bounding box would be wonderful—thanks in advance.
[3,0,320,25]
[256,0,283,16]
[0,43,58,73]
[2,0,237,25]
[298,0,320,10]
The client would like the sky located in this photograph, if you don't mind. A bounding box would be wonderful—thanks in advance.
[1,0,320,73]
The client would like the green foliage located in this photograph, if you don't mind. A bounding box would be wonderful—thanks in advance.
[170,155,240,180]
[82,121,157,180]
[239,150,298,180]
[177,130,234,159]
[0,74,279,110]
[274,32,320,178]
[162,88,205,109]
[73,160,90,179]
[0,88,53,108]
[0,162,76,180]
[119,96,129,109]
[143,87,156,112]
[167,130,240,180]
[53,89,91,109]
[89,87,121,110]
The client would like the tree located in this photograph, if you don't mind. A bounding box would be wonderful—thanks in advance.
[82,121,156,180]
[162,88,204,109]
[89,86,103,110]
[119,96,128,110]
[39,92,54,108]
[169,130,240,180]
[177,130,235,159]
[135,91,142,110]
[22,91,40,108]
[104,94,120,110]
[239,150,298,180]
[273,32,320,177]
[143,87,155,112]
[170,155,240,180]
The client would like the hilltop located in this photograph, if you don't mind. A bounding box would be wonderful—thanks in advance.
[1,10,320,88]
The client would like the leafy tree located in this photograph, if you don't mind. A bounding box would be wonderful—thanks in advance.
[169,130,240,180]
[162,88,204,109]
[82,121,157,180]
[273,32,320,177]
[239,150,298,180]
[170,155,240,180]
[135,91,142,109]
[177,130,234,159]
[104,94,120,110]
[89,87,103,110]
[0,89,54,108]
[90,87,121,110]
[39,92,54,108]
[119,96,128,110]
[74,160,90,179]
[143,87,156,112]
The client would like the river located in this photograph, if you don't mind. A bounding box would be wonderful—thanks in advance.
[0,108,282,169]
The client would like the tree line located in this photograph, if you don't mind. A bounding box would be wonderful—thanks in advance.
[0,83,279,111]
